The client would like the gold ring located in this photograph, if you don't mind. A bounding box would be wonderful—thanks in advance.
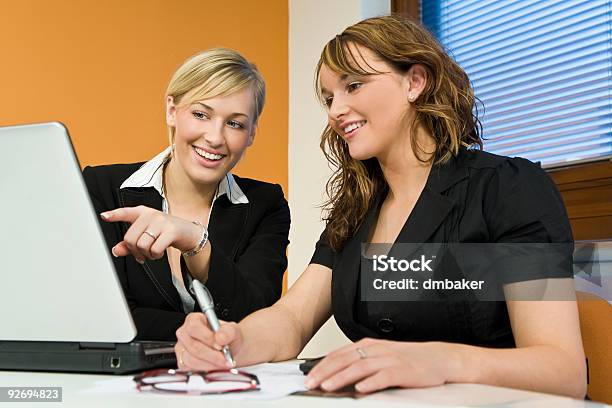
[179,349,186,366]
[143,231,158,240]
[356,347,367,359]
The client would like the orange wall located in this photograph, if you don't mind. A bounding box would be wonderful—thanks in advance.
[0,0,288,192]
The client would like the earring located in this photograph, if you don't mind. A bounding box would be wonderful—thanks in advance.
[408,92,416,102]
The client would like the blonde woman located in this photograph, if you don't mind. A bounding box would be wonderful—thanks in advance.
[83,48,289,341]
[174,16,586,398]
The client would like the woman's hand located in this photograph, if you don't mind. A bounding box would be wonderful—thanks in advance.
[100,205,202,264]
[305,338,460,394]
[174,312,244,370]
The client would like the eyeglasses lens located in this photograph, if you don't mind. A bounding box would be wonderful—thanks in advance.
[139,370,258,394]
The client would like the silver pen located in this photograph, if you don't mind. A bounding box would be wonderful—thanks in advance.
[190,279,236,368]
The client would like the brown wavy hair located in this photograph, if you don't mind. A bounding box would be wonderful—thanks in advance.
[316,14,483,252]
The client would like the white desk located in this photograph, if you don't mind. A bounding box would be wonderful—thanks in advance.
[0,370,608,408]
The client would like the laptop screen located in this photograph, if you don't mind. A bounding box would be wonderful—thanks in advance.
[0,122,136,343]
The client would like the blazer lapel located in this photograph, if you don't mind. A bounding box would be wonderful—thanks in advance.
[117,187,183,312]
[395,188,456,244]
[396,151,469,244]
[208,195,249,259]
[335,149,472,340]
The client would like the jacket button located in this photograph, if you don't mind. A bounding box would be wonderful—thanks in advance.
[221,309,229,318]
[377,318,395,333]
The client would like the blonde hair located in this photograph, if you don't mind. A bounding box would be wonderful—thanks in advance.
[165,48,266,145]
[316,15,483,251]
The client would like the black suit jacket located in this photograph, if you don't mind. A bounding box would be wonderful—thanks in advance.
[83,163,290,341]
[312,148,573,347]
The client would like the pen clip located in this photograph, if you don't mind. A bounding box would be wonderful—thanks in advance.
[190,279,215,309]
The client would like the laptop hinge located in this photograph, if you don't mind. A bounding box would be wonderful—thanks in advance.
[79,342,117,350]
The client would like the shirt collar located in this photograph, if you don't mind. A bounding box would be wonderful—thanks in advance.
[120,146,249,204]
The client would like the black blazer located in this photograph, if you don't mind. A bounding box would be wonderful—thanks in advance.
[83,163,290,341]
[312,148,573,347]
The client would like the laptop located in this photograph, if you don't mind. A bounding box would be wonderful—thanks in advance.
[0,122,176,374]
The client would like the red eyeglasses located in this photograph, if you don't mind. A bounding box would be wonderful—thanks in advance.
[133,368,260,395]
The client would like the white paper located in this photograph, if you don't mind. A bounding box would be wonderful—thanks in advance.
[80,360,308,401]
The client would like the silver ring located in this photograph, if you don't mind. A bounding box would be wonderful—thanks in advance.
[356,347,367,359]
[143,231,158,240]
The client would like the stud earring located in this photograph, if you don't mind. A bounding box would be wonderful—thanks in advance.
[408,92,416,102]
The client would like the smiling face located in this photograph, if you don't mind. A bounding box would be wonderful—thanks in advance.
[319,44,419,162]
[166,87,256,186]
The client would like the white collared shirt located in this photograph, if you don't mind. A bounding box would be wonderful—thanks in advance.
[120,146,249,206]
[120,146,249,313]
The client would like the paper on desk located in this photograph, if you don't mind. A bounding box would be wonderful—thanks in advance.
[80,360,308,401]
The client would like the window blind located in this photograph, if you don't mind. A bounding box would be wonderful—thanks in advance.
[422,0,612,168]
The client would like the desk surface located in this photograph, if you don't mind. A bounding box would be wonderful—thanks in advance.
[0,370,608,408]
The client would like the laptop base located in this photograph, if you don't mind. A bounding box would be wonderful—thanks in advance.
[0,341,176,375]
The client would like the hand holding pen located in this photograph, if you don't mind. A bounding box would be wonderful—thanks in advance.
[190,280,236,368]
[174,280,244,370]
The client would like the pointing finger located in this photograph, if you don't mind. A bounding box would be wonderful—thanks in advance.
[112,241,145,264]
[111,241,130,257]
[100,206,145,224]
